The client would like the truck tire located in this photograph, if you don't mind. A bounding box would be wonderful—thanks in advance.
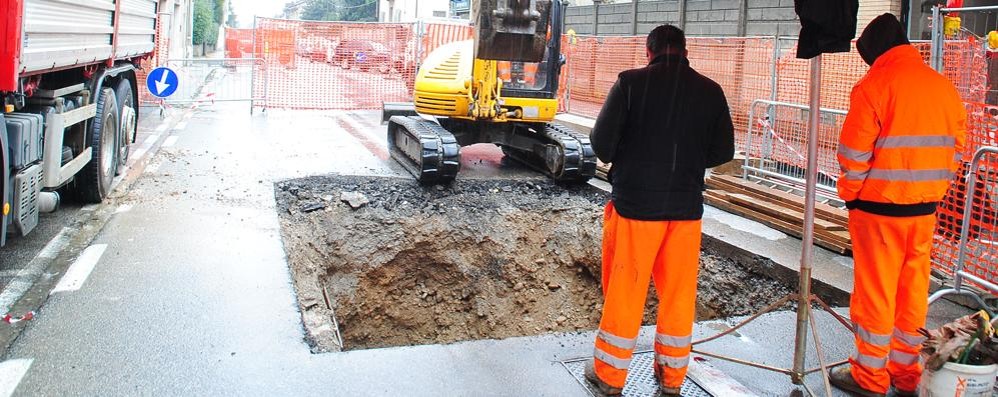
[115,79,136,173]
[77,87,119,203]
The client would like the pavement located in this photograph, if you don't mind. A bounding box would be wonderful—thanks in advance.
[0,102,979,396]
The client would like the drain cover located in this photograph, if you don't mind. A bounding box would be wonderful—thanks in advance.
[563,352,713,397]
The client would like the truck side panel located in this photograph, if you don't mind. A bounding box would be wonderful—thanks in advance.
[20,0,156,75]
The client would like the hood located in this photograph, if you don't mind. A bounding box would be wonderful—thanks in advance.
[856,13,911,66]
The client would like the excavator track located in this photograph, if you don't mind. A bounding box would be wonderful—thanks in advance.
[387,116,461,184]
[501,123,597,183]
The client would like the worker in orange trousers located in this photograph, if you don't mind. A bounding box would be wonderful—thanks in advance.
[585,24,734,396]
[830,14,966,397]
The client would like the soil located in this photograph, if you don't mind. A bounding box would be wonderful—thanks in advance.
[275,175,793,353]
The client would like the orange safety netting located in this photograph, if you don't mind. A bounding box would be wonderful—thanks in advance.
[225,28,255,59]
[252,18,418,110]
[137,12,172,105]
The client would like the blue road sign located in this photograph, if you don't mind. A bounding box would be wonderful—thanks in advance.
[147,67,179,98]
[355,52,367,63]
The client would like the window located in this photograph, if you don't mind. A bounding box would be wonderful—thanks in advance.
[433,10,446,18]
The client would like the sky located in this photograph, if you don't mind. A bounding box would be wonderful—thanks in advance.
[230,0,288,27]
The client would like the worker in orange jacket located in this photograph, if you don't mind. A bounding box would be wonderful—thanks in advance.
[830,14,967,397]
[584,25,734,396]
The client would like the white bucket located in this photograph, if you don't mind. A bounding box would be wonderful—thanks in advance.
[921,362,998,397]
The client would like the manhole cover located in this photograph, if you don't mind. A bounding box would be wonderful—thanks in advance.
[563,352,713,397]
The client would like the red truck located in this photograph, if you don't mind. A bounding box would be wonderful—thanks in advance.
[1,0,158,246]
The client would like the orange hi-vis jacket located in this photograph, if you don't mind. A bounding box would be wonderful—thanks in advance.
[837,44,966,210]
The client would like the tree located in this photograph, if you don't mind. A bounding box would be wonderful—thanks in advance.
[192,0,214,45]
[226,1,238,27]
[213,0,225,25]
[301,0,375,22]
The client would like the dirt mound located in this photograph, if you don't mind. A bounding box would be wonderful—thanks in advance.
[276,175,793,352]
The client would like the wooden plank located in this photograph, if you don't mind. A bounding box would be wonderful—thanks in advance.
[705,192,852,254]
[707,175,849,226]
[725,193,846,232]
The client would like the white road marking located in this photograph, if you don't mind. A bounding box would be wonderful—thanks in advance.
[143,134,160,145]
[52,244,107,294]
[0,228,71,313]
[115,204,133,214]
[173,121,188,131]
[163,136,179,147]
[131,147,147,161]
[155,123,169,133]
[0,359,33,397]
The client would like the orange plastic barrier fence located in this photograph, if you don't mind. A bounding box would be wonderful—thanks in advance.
[225,28,255,59]
[137,12,171,105]
[252,18,417,110]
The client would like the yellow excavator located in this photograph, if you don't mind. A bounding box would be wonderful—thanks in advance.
[382,0,596,184]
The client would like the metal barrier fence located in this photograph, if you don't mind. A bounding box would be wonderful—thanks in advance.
[930,146,998,306]
[251,17,423,110]
[930,5,997,105]
[742,99,847,201]
[158,58,264,113]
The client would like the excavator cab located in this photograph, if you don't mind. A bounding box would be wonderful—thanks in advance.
[384,0,595,184]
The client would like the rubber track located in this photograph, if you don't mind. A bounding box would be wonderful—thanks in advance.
[503,123,597,183]
[387,116,461,184]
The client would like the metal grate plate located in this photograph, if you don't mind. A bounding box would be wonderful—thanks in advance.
[563,352,713,397]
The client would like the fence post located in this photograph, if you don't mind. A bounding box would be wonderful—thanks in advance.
[678,0,687,30]
[763,36,780,160]
[930,5,944,72]
[631,0,639,35]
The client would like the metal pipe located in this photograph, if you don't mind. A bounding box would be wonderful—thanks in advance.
[805,360,849,374]
[690,349,795,375]
[791,54,822,384]
[941,5,998,12]
[807,304,834,396]
[693,294,793,346]
[930,6,943,72]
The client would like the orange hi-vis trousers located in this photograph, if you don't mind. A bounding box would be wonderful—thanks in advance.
[848,209,934,394]
[593,202,702,390]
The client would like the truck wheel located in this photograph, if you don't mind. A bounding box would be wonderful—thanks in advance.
[115,79,136,174]
[77,87,119,203]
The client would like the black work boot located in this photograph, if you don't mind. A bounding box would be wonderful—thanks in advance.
[584,360,623,396]
[652,364,682,396]
[829,366,887,397]
[889,386,918,397]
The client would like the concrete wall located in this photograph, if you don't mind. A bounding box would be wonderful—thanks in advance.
[565,0,800,37]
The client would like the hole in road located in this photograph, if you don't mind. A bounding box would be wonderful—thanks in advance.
[276,175,796,352]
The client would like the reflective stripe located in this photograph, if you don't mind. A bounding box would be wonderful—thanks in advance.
[954,152,963,163]
[597,330,638,350]
[855,324,891,347]
[838,144,873,163]
[655,333,692,348]
[875,135,956,149]
[844,170,869,180]
[594,347,632,370]
[892,328,926,348]
[852,351,888,369]
[867,168,954,182]
[889,350,920,366]
[656,354,690,369]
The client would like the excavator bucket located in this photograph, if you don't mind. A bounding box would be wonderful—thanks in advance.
[473,0,552,62]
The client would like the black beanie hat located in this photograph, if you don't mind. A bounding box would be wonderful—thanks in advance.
[856,13,911,66]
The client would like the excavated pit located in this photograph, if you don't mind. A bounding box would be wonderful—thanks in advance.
[276,175,795,353]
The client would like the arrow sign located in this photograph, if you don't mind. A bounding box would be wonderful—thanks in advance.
[146,67,178,98]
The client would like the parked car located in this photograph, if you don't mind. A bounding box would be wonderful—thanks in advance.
[333,40,392,73]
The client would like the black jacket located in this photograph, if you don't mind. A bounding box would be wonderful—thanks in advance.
[590,54,734,221]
